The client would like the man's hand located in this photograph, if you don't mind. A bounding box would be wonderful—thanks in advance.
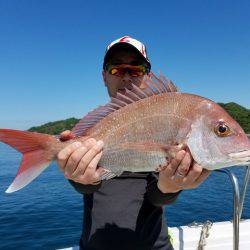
[157,149,211,193]
[57,130,106,185]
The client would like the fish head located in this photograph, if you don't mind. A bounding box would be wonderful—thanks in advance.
[187,100,250,170]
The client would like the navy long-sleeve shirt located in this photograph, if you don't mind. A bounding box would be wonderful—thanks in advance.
[69,172,181,250]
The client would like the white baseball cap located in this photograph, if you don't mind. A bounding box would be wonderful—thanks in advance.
[103,36,151,70]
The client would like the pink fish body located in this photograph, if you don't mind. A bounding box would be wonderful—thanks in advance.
[1,74,249,192]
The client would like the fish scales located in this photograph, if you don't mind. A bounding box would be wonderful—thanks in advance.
[88,93,203,173]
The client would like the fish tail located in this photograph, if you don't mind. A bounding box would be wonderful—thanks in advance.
[0,129,59,193]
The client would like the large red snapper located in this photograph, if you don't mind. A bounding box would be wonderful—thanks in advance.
[0,74,249,193]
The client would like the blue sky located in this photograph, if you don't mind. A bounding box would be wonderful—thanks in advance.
[0,0,249,129]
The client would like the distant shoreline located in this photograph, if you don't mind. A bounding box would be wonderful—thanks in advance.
[27,102,250,135]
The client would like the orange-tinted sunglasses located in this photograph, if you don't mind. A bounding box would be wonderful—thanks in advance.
[105,64,149,77]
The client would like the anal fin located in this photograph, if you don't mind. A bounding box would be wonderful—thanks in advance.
[99,169,123,180]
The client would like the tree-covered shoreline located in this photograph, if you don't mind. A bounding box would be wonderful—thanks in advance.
[28,102,250,135]
[28,118,80,135]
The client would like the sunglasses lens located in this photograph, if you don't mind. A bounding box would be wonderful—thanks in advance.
[130,70,144,77]
[110,68,118,75]
[110,67,124,76]
[107,64,148,77]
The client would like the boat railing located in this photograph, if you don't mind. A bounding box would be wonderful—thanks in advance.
[215,165,250,250]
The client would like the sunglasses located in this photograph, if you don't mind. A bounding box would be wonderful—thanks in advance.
[105,64,149,77]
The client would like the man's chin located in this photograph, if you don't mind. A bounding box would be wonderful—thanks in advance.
[118,89,126,94]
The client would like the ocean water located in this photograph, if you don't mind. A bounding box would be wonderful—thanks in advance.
[0,143,249,250]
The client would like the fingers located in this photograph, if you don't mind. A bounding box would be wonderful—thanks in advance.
[60,130,75,142]
[64,139,96,177]
[57,138,104,185]
[181,163,210,189]
[191,167,211,187]
[71,141,104,180]
[182,162,203,184]
[164,150,186,176]
[76,151,103,184]
[158,149,210,193]
[174,151,192,179]
[57,141,83,171]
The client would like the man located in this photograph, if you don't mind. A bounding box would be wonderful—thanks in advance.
[57,36,210,249]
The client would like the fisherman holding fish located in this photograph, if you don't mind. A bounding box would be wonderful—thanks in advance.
[2,35,249,249]
[57,36,211,250]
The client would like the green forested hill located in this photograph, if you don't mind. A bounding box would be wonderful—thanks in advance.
[218,102,250,133]
[28,118,80,135]
[28,102,250,135]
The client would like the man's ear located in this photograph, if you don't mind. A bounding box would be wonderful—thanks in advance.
[102,70,107,86]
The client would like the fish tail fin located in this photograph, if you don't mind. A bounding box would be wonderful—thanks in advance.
[0,129,59,193]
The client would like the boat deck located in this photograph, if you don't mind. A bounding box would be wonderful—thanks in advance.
[60,219,250,250]
[170,219,250,249]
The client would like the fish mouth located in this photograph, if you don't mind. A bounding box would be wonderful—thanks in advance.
[229,149,250,165]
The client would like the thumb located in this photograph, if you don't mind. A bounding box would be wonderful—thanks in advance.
[59,130,76,142]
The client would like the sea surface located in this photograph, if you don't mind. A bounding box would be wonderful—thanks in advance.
[0,143,249,250]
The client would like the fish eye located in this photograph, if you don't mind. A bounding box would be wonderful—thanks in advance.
[214,123,231,137]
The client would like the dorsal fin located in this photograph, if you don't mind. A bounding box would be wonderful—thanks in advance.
[72,73,179,137]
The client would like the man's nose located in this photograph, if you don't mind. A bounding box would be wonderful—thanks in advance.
[121,72,133,84]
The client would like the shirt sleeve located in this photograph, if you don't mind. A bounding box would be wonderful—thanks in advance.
[145,173,181,207]
[68,179,102,194]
